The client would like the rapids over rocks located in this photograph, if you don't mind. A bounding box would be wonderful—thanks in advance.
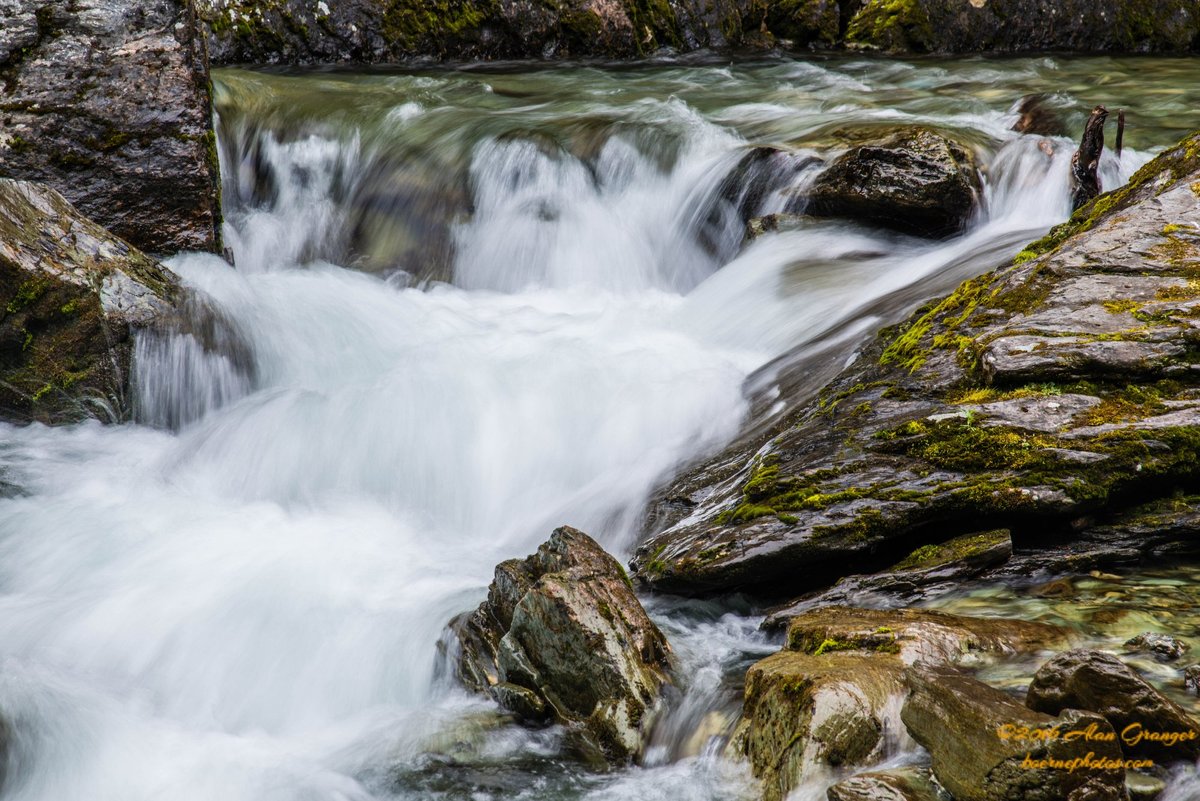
[1,56,1200,801]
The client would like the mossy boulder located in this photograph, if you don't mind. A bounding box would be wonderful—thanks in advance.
[903,666,1127,801]
[632,127,1200,597]
[0,180,188,424]
[805,128,982,238]
[450,526,673,764]
[0,0,221,254]
[1026,650,1200,764]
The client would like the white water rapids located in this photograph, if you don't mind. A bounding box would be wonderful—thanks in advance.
[0,57,1193,801]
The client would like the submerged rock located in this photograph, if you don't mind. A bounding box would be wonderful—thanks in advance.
[805,129,982,238]
[1010,94,1069,138]
[904,666,1127,801]
[0,0,221,254]
[632,127,1200,598]
[451,526,673,764]
[1026,649,1200,763]
[827,767,949,801]
[0,180,184,424]
[1184,664,1200,696]
[1124,632,1190,662]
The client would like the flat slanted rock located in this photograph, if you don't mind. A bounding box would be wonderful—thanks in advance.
[633,129,1200,597]
[452,526,673,764]
[0,180,185,424]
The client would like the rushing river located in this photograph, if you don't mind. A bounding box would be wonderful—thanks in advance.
[2,55,1200,800]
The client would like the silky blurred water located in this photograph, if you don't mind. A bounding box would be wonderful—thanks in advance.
[2,55,1200,801]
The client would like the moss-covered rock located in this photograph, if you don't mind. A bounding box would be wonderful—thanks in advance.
[632,128,1200,597]
[0,0,221,254]
[449,526,673,764]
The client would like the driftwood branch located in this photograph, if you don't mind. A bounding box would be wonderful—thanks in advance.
[1070,105,1108,211]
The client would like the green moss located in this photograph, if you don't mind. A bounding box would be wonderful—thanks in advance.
[6,277,50,313]
[381,0,493,52]
[811,638,854,656]
[844,0,933,51]
[890,529,1008,571]
[879,273,993,372]
[1073,383,1170,427]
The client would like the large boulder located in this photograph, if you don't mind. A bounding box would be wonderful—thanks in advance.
[903,666,1128,801]
[632,128,1200,597]
[844,0,1200,53]
[0,0,221,254]
[0,180,185,424]
[805,128,982,238]
[1026,650,1200,764]
[730,606,1070,801]
[451,526,673,764]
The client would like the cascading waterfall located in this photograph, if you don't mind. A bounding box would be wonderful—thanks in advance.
[1,56,1196,801]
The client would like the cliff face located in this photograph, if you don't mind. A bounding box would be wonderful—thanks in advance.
[630,130,1200,596]
[192,0,1200,64]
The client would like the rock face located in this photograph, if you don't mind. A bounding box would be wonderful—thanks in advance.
[1026,650,1200,763]
[0,180,184,424]
[632,128,1200,597]
[194,0,841,64]
[0,0,221,255]
[195,0,1200,62]
[903,666,1128,801]
[806,129,982,238]
[731,606,1069,801]
[844,0,1200,53]
[452,526,673,763]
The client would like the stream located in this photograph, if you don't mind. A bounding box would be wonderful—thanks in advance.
[2,55,1200,801]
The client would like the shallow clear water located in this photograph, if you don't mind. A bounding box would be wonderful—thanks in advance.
[2,55,1200,800]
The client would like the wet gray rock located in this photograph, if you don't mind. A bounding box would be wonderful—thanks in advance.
[1026,649,1200,763]
[827,767,950,801]
[631,129,1200,597]
[451,526,673,764]
[0,180,184,424]
[1126,772,1167,801]
[0,0,221,254]
[806,129,982,238]
[1124,633,1190,662]
[903,666,1127,801]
